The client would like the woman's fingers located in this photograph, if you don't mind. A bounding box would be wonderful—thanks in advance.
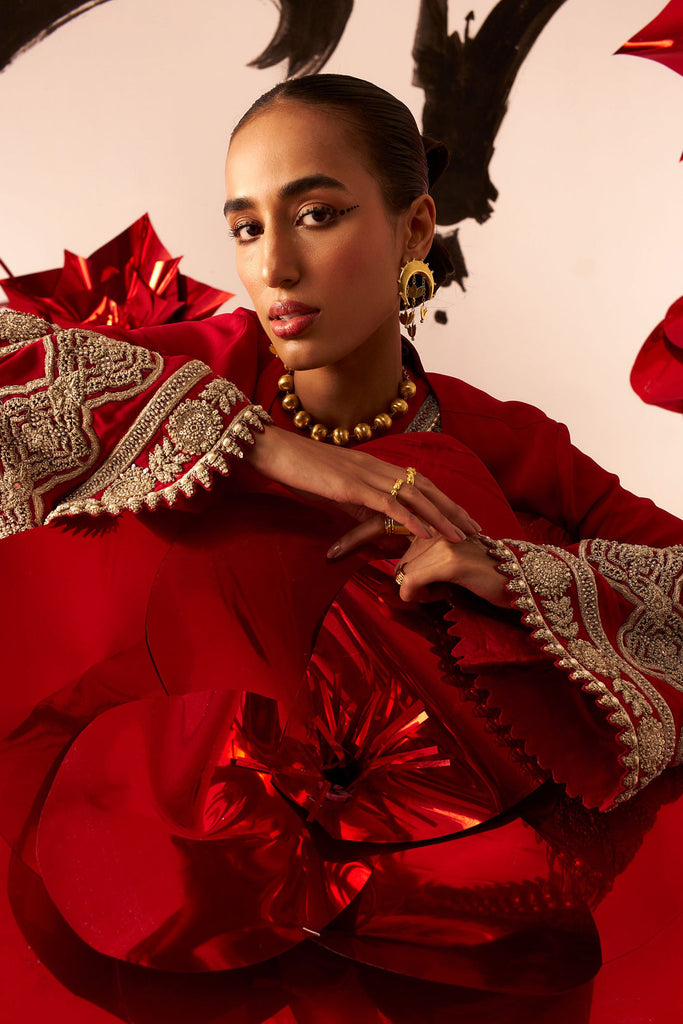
[387,481,473,543]
[327,514,418,559]
[328,470,482,559]
[345,466,476,545]
[394,536,508,607]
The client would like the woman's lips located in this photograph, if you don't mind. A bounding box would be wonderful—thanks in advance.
[269,301,320,340]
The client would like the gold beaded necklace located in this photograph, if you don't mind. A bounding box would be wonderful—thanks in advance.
[277,370,417,445]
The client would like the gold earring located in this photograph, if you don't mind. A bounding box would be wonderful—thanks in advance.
[398,258,435,340]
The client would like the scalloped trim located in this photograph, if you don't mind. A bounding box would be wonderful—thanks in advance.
[47,405,273,522]
[481,536,667,807]
[439,607,545,783]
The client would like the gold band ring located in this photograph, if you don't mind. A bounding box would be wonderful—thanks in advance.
[394,563,407,587]
[390,467,417,499]
[384,517,411,536]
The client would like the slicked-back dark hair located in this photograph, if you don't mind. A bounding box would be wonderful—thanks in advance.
[231,74,454,288]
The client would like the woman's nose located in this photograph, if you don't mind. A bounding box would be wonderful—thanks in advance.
[261,229,300,288]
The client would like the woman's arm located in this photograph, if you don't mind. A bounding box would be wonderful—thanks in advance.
[0,309,268,536]
[0,309,476,541]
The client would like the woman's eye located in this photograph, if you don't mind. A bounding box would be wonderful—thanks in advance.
[230,221,262,243]
[295,204,337,228]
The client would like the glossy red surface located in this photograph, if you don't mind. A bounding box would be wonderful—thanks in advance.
[631,294,683,412]
[617,0,683,77]
[0,213,232,328]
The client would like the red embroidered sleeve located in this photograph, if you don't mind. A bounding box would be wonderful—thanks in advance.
[485,536,683,808]
[0,309,272,537]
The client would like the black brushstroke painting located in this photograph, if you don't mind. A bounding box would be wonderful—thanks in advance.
[415,0,568,225]
[0,0,112,73]
[250,0,353,78]
[1,0,569,294]
[414,0,568,288]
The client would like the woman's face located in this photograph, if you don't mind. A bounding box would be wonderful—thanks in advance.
[224,100,408,371]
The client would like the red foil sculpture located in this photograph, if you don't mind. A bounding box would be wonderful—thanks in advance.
[616,0,683,78]
[0,213,232,328]
[619,4,683,409]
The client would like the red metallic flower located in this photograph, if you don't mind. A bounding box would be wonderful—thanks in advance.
[0,213,232,328]
[34,684,602,994]
[36,689,375,973]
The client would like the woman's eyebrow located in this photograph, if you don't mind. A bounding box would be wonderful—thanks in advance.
[223,174,349,218]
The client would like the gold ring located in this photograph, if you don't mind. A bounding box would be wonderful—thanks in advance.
[390,477,405,498]
[394,569,406,587]
[405,466,417,486]
[384,518,411,536]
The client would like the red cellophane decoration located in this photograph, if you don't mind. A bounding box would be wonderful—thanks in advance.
[0,213,232,328]
[631,295,683,412]
[616,0,683,78]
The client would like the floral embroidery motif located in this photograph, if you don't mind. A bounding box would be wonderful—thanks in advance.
[580,540,683,690]
[61,360,212,502]
[49,405,273,520]
[485,537,681,804]
[0,309,273,531]
[167,400,223,455]
[102,466,156,510]
[0,316,163,537]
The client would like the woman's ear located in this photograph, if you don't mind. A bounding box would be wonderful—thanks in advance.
[401,194,436,262]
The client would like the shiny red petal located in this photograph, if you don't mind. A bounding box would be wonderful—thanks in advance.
[182,273,233,319]
[1,213,233,328]
[631,295,683,412]
[315,815,601,995]
[617,0,683,77]
[274,567,537,844]
[37,691,372,972]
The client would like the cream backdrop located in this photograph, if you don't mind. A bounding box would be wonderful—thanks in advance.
[1,0,681,514]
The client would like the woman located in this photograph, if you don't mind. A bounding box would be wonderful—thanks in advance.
[1,75,682,1023]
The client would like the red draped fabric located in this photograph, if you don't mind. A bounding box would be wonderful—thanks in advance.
[1,308,682,1021]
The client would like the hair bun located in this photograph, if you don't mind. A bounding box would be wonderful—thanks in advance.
[422,136,449,192]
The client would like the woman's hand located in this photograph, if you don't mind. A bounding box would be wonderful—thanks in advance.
[245,424,479,544]
[394,535,508,607]
[328,508,508,606]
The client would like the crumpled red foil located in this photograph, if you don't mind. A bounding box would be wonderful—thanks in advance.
[0,213,232,328]
[631,295,683,412]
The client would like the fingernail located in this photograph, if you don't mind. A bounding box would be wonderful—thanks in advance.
[327,544,342,560]
[471,520,482,532]
[455,527,466,540]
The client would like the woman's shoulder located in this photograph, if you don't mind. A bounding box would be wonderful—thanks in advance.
[427,370,556,433]
[125,307,267,367]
